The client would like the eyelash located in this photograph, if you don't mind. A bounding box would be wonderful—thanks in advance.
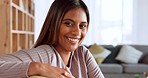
[79,25,87,29]
[64,22,73,26]
[64,22,87,29]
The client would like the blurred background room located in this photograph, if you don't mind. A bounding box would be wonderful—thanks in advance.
[0,0,148,78]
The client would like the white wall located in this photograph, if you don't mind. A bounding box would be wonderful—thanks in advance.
[135,0,148,44]
[34,0,54,41]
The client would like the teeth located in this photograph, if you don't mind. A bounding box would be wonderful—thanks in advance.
[68,38,79,42]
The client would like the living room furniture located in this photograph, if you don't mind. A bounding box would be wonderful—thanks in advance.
[88,44,148,78]
[0,0,35,55]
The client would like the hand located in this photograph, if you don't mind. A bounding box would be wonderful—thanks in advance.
[28,62,75,78]
[63,67,75,78]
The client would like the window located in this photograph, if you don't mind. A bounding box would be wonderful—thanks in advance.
[83,0,133,46]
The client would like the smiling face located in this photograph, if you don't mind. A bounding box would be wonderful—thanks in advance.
[54,8,88,53]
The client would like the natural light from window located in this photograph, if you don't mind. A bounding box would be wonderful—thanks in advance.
[83,0,133,46]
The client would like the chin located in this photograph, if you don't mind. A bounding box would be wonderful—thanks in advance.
[68,45,78,52]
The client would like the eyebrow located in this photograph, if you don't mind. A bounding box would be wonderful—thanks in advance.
[62,19,88,24]
[62,19,74,22]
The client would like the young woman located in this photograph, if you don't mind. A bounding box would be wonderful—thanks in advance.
[0,0,104,78]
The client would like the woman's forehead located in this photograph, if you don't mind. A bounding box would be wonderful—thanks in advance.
[63,8,87,22]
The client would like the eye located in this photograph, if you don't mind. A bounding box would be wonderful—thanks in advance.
[64,21,73,27]
[79,24,88,30]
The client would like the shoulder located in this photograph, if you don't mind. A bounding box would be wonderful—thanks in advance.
[34,45,55,53]
[19,45,56,57]
[76,45,89,52]
[75,45,93,58]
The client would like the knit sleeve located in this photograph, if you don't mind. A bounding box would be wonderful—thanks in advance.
[83,46,105,78]
[0,45,49,78]
[0,50,34,78]
[0,60,30,78]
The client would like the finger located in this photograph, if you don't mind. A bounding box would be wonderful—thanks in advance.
[63,71,70,77]
[65,67,70,73]
[63,71,69,76]
[63,71,75,78]
[64,67,75,78]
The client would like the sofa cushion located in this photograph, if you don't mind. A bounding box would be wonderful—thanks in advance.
[139,53,148,64]
[130,45,148,54]
[115,45,143,64]
[103,45,121,63]
[89,43,111,64]
[99,64,123,73]
[122,64,148,73]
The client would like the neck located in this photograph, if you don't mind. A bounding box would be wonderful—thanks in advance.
[59,52,71,66]
[53,45,73,66]
[54,46,71,65]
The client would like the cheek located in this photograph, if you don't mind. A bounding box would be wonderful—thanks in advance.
[60,25,70,33]
[79,31,87,45]
[82,30,87,37]
[59,26,68,36]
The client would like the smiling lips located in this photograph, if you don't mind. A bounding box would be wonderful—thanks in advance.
[67,37,80,43]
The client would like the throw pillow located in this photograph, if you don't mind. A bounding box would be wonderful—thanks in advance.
[103,45,122,63]
[115,45,143,64]
[89,43,111,64]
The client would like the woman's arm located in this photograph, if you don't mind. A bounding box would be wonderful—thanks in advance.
[0,61,30,78]
[85,48,105,78]
[28,62,75,78]
[0,46,74,78]
[0,50,32,78]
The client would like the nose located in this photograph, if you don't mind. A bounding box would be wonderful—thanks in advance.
[71,25,81,36]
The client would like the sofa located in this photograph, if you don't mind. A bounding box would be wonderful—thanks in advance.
[87,44,148,78]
